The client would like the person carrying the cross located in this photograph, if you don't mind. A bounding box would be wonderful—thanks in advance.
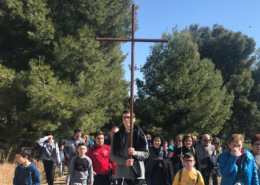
[109,109,149,185]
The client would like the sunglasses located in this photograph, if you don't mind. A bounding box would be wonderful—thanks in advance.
[178,140,182,142]
[214,143,219,145]
[204,139,211,142]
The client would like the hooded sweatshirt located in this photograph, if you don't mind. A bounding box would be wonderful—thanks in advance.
[13,162,41,185]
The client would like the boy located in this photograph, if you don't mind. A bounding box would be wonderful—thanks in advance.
[172,152,204,185]
[59,144,66,177]
[86,131,115,185]
[13,147,41,185]
[38,131,60,185]
[66,142,93,185]
[109,109,149,185]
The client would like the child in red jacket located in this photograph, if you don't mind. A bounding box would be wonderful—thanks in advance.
[86,131,115,185]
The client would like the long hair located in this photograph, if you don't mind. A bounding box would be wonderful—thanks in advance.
[212,137,221,153]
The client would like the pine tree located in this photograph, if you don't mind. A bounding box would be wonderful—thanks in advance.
[0,0,132,150]
[135,29,233,137]
[189,24,260,139]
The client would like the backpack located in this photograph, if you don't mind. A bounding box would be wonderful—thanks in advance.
[178,169,200,185]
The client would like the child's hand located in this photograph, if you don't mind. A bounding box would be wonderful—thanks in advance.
[231,147,241,157]
[180,155,184,160]
[93,171,97,175]
[159,162,162,167]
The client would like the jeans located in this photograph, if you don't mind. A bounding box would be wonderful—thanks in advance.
[145,172,152,185]
[59,161,65,174]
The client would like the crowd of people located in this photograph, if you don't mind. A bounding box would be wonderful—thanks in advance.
[12,109,260,185]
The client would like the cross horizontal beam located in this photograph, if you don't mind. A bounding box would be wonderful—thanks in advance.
[97,4,168,154]
[97,37,168,42]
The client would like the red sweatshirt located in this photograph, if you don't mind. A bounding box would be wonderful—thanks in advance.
[86,144,115,175]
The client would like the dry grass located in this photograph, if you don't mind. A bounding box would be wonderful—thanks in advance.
[0,159,45,185]
[0,163,16,185]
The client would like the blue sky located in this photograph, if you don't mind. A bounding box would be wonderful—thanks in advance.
[121,0,260,95]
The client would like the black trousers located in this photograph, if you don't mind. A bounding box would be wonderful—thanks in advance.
[212,168,219,185]
[43,159,56,185]
[201,168,211,185]
[117,179,143,185]
[94,173,111,185]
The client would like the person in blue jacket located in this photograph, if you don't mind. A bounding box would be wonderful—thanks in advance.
[219,134,259,185]
[13,147,41,185]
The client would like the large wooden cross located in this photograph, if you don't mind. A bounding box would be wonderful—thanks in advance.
[97,4,168,150]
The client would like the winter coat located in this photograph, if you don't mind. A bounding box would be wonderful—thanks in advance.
[151,158,175,185]
[173,145,201,171]
[219,148,259,185]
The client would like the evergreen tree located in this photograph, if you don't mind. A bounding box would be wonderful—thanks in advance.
[0,0,132,150]
[189,24,260,138]
[135,29,233,137]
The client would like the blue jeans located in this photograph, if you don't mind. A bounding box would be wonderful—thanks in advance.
[145,172,152,185]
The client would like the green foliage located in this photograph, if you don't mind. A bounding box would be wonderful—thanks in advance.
[135,29,233,137]
[189,24,260,139]
[250,48,260,107]
[0,0,133,149]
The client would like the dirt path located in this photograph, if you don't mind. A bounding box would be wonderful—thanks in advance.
[41,170,67,185]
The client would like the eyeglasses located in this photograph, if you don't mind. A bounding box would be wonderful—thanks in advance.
[183,160,194,163]
[254,144,260,147]
[122,116,135,120]
[214,143,219,145]
[204,139,211,142]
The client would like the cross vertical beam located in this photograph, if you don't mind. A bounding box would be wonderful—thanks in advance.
[97,4,168,152]
[130,4,135,148]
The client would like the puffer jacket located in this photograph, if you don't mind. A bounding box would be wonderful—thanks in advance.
[219,147,259,185]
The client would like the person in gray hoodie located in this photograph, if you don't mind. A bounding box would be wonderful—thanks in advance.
[64,129,85,167]
[109,109,149,185]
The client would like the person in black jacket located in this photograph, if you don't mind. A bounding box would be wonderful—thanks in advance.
[145,134,168,185]
[151,158,175,185]
[172,134,201,172]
